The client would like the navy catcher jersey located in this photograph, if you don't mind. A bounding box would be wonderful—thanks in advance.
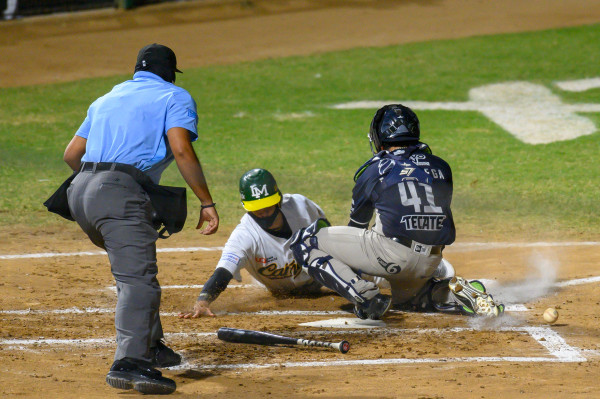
[349,144,455,246]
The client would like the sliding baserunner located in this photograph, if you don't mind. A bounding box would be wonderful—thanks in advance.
[179,168,327,318]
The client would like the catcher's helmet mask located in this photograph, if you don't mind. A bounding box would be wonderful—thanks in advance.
[369,104,420,153]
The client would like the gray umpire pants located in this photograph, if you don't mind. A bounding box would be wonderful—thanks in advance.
[67,169,162,363]
[312,226,442,304]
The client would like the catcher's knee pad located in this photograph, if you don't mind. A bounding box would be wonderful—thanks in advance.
[306,255,376,305]
[290,218,331,267]
[431,258,455,281]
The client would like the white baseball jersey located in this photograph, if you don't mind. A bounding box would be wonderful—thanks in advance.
[216,194,326,292]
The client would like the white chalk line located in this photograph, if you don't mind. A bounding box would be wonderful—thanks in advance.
[1,327,583,366]
[1,242,598,260]
[0,332,214,347]
[114,272,600,292]
[105,283,257,292]
[0,308,351,316]
[555,275,600,287]
[179,356,575,370]
[521,326,584,361]
[0,246,224,260]
[0,306,528,316]
[0,328,419,347]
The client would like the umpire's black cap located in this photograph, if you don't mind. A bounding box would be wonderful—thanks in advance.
[134,43,182,82]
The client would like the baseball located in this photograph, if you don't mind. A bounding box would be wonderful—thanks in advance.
[543,307,559,324]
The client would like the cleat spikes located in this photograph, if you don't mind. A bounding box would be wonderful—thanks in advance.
[449,276,504,318]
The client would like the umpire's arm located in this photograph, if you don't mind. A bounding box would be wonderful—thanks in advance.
[167,127,219,235]
[63,135,87,171]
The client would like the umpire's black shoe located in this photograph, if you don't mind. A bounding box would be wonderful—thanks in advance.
[106,358,176,395]
[354,294,392,320]
[151,340,182,368]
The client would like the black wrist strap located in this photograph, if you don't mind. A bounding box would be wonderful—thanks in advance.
[199,268,233,302]
[201,203,216,209]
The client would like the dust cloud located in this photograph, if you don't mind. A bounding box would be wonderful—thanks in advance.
[495,251,559,305]
[469,251,560,329]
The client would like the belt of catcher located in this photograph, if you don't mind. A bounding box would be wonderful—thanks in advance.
[390,235,444,255]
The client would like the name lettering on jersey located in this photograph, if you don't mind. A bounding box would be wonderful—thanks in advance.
[250,184,268,198]
[400,167,415,176]
[258,260,302,279]
[401,215,446,231]
[409,154,430,166]
[423,168,445,179]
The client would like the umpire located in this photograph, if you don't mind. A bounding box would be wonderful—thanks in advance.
[62,43,219,394]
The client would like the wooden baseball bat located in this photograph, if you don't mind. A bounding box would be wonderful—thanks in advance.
[217,327,350,354]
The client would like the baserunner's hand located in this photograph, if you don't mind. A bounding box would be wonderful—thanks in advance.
[178,300,215,318]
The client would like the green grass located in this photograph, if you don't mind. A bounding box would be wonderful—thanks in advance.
[1,24,599,239]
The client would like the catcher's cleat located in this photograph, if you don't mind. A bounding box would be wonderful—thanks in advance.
[354,293,392,320]
[106,358,176,395]
[151,340,181,368]
[448,277,504,317]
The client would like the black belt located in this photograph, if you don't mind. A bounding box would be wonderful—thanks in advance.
[390,236,443,255]
[78,162,187,238]
[80,162,140,175]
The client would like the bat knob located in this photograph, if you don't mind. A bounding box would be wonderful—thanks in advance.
[340,340,350,354]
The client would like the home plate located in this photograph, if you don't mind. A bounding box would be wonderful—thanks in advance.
[299,318,386,328]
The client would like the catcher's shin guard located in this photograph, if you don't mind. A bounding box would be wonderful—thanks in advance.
[306,255,376,305]
[290,218,331,267]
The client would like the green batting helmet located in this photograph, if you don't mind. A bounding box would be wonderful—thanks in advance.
[239,168,282,211]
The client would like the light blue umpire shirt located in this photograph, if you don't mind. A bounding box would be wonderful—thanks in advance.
[75,71,199,184]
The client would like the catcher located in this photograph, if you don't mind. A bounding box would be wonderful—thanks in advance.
[179,168,326,318]
[291,104,505,320]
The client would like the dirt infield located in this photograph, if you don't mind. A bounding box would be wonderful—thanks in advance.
[1,226,600,398]
[1,0,600,398]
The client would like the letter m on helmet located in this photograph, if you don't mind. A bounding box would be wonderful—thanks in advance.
[250,184,269,199]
